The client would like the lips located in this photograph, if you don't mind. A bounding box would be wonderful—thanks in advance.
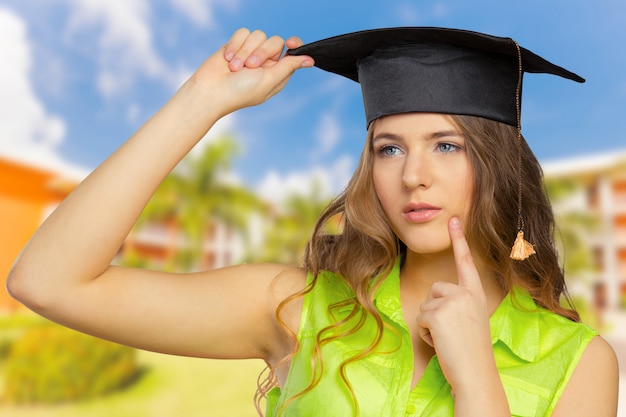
[402,202,441,223]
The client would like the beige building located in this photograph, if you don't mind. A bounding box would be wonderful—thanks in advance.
[542,149,626,310]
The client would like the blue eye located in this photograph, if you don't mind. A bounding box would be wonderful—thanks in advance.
[378,145,402,156]
[436,142,459,153]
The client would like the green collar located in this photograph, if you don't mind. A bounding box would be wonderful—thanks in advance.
[372,259,542,362]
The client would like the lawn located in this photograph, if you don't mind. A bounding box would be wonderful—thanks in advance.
[1,348,267,417]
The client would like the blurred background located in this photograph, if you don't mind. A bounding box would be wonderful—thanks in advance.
[1,0,625,416]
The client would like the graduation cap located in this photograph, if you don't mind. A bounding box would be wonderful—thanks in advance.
[288,27,585,261]
[287,27,584,128]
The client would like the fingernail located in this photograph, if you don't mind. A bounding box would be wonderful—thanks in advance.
[301,58,314,68]
[230,58,242,70]
[225,51,234,61]
[246,55,259,67]
[450,217,461,228]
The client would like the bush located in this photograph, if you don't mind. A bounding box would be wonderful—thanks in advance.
[0,313,48,360]
[0,337,12,360]
[3,324,139,404]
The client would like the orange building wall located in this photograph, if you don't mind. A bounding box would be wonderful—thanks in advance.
[0,195,46,311]
[0,158,76,312]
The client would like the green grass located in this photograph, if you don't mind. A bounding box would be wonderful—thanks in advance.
[1,349,267,417]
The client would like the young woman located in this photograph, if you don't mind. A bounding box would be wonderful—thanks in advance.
[7,27,619,416]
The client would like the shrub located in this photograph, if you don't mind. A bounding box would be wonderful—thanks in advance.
[3,324,139,404]
[0,337,12,360]
[0,313,48,360]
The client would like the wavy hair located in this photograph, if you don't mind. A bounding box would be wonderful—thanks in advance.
[255,114,578,415]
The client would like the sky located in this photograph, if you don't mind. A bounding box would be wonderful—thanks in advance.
[1,0,625,203]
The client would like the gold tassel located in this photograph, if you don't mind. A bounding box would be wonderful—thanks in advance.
[508,41,536,262]
[510,230,536,261]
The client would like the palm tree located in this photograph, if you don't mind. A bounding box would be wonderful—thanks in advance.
[544,176,601,326]
[247,180,337,265]
[544,177,599,278]
[122,135,268,272]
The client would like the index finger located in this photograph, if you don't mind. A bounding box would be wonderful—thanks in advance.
[448,217,483,292]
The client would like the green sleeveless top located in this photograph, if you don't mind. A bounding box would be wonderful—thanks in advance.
[266,261,597,417]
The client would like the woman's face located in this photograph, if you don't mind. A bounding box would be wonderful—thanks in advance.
[372,113,473,256]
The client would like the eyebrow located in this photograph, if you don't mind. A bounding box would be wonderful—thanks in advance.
[372,130,463,142]
[430,130,464,140]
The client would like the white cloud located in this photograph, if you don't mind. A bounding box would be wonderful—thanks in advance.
[62,0,181,97]
[194,112,237,151]
[0,7,85,178]
[314,112,341,155]
[169,0,239,27]
[59,0,239,98]
[392,2,450,25]
[255,155,354,204]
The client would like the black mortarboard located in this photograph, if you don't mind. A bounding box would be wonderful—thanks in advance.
[287,27,584,128]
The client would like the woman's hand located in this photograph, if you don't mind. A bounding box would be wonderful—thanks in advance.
[416,217,509,415]
[188,28,313,118]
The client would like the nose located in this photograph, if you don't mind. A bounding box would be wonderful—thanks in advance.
[402,153,432,190]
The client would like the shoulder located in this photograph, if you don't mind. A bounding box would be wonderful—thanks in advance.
[223,262,308,294]
[256,263,308,355]
[241,263,308,323]
[197,262,308,338]
[551,336,619,416]
[494,289,598,360]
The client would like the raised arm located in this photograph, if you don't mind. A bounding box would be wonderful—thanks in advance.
[6,29,313,362]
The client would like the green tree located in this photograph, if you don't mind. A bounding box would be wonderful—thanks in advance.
[544,177,599,278]
[124,135,267,272]
[248,181,337,265]
[544,176,602,326]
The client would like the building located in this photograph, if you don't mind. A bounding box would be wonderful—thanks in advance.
[0,153,84,312]
[120,217,240,272]
[542,149,626,310]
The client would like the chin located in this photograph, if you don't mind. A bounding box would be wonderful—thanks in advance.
[402,239,452,256]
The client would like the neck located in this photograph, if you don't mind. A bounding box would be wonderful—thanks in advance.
[400,248,506,314]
